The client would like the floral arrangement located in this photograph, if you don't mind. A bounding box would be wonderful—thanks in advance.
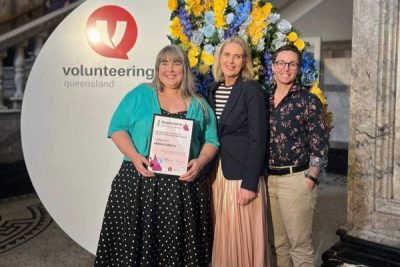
[167,0,333,131]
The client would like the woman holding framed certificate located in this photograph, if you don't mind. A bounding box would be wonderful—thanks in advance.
[94,45,219,266]
[208,36,269,266]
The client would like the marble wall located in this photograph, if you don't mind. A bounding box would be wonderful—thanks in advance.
[347,0,400,247]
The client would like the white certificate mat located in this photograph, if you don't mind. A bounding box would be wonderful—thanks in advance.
[148,114,194,176]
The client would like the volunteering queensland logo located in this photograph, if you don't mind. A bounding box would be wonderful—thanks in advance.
[62,5,154,89]
[86,5,137,59]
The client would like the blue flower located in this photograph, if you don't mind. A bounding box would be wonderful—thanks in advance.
[204,11,215,25]
[223,1,251,40]
[300,51,316,72]
[204,44,215,54]
[201,24,216,38]
[226,13,235,25]
[193,69,214,96]
[233,1,251,28]
[178,7,192,37]
[224,25,239,38]
[262,53,274,85]
[169,2,316,92]
[301,69,317,86]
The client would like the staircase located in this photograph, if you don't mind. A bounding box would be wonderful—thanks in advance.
[0,1,82,111]
[0,1,82,186]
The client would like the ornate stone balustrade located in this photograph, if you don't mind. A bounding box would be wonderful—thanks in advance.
[0,1,82,111]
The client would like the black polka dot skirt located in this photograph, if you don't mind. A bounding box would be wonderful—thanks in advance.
[94,161,212,267]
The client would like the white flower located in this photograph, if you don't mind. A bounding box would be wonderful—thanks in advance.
[277,19,292,33]
[256,39,265,52]
[272,39,287,50]
[238,17,251,40]
[190,31,205,45]
[228,0,238,8]
[267,13,280,24]
[217,28,224,40]
[239,32,249,42]
[226,13,235,25]
[276,32,287,42]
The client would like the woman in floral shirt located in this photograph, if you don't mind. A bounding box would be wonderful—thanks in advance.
[267,44,328,267]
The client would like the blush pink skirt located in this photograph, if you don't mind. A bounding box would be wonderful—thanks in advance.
[211,161,269,267]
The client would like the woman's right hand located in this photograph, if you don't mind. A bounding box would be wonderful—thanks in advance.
[131,154,155,177]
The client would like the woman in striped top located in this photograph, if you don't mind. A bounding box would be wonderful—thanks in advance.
[208,35,269,267]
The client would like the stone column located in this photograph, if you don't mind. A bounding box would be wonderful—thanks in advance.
[0,51,7,110]
[323,0,400,265]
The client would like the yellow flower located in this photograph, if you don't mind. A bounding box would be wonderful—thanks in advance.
[213,0,228,28]
[310,82,328,106]
[188,45,200,57]
[325,111,334,130]
[247,3,272,45]
[168,0,178,12]
[187,45,200,67]
[169,17,189,44]
[310,82,333,131]
[294,38,305,51]
[203,0,213,11]
[201,51,215,66]
[189,54,199,68]
[193,5,203,16]
[287,32,298,42]
[185,0,203,16]
[169,17,181,38]
[199,64,210,75]
[252,57,263,81]
[180,34,190,46]
[262,3,273,15]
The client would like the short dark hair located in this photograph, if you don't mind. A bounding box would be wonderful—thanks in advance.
[272,44,302,65]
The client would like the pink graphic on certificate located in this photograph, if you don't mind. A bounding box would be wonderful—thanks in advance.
[149,155,162,171]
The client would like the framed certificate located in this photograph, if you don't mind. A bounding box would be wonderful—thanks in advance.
[147,114,194,176]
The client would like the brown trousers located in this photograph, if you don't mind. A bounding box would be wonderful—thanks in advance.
[267,170,318,267]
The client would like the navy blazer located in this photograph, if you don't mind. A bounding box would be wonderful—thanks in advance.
[208,77,268,192]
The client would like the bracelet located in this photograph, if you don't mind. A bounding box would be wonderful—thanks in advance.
[305,173,320,185]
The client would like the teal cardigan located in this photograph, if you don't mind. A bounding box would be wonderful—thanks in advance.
[108,83,220,161]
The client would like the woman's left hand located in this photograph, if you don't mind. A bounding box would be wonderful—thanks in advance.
[179,159,204,182]
[237,188,258,206]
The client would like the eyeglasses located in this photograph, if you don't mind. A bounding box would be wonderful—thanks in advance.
[274,60,299,71]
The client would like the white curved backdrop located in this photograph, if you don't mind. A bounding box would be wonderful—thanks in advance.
[21,0,169,254]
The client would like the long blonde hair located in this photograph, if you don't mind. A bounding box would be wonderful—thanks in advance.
[212,35,254,82]
[152,45,208,120]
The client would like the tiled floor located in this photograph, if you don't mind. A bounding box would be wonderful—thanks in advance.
[0,171,346,266]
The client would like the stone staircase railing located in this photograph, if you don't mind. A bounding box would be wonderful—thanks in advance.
[0,1,82,112]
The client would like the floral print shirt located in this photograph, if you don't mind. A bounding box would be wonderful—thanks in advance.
[268,84,329,168]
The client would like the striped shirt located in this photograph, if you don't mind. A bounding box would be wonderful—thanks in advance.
[214,84,232,121]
